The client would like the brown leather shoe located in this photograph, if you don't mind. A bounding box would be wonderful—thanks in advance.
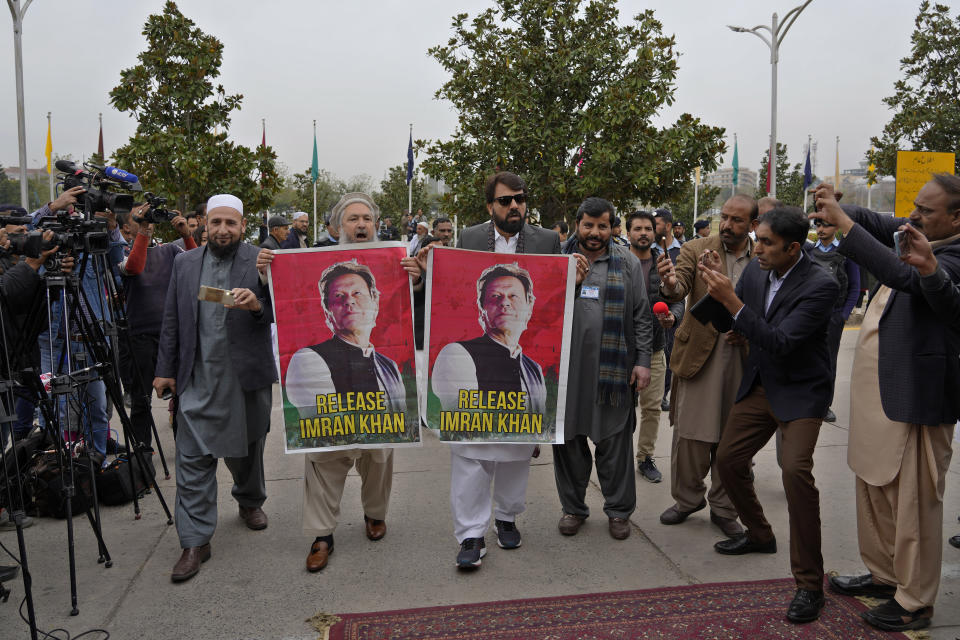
[171,544,211,583]
[659,500,706,525]
[609,517,631,540]
[239,506,268,530]
[306,539,332,572]
[710,511,744,538]
[558,513,586,536]
[364,515,386,541]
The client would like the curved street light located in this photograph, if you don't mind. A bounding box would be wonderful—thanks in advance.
[728,0,813,198]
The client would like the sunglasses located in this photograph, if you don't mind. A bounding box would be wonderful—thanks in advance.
[494,193,527,207]
[812,219,834,228]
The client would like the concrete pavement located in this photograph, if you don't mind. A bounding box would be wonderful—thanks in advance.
[1,328,958,639]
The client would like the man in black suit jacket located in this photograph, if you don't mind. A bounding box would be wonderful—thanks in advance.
[813,178,960,632]
[154,194,277,583]
[698,206,838,624]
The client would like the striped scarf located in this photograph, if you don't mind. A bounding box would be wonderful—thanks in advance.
[563,236,629,406]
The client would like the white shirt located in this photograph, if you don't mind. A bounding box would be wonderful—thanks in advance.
[764,253,803,314]
[494,226,519,254]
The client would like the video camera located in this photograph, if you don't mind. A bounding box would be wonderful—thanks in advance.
[56,160,139,216]
[140,192,175,224]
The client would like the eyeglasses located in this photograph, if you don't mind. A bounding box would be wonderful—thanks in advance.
[812,219,834,228]
[494,193,527,207]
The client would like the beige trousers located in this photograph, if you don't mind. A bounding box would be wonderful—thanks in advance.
[670,429,737,519]
[636,349,667,460]
[301,449,394,537]
[856,423,954,611]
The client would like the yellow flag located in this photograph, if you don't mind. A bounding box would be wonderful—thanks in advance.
[44,120,52,173]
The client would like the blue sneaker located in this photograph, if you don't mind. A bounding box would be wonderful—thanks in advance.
[456,538,486,569]
[495,519,522,549]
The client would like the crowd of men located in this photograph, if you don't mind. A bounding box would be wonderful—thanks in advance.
[1,168,958,633]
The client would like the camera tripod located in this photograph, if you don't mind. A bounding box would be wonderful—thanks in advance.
[4,244,174,622]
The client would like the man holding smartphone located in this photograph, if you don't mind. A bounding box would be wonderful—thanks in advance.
[813,177,960,632]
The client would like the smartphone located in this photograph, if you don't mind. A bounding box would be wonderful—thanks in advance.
[198,285,236,306]
[893,226,909,257]
[160,389,173,400]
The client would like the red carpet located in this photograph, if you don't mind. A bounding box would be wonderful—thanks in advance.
[327,578,910,639]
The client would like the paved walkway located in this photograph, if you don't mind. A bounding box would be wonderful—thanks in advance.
[2,329,958,639]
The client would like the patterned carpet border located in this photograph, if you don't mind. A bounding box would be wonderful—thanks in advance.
[327,577,912,640]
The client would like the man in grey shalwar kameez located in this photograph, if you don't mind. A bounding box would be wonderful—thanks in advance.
[555,197,653,540]
[155,194,277,583]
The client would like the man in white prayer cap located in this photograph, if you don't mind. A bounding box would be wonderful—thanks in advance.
[154,194,277,583]
[281,210,311,248]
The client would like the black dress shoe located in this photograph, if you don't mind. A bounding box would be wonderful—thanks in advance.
[949,534,960,549]
[786,589,825,623]
[860,599,932,632]
[828,573,896,598]
[714,534,777,555]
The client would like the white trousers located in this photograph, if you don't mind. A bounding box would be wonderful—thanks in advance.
[449,451,530,542]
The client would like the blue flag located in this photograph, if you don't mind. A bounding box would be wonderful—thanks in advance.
[803,146,813,191]
[406,132,414,185]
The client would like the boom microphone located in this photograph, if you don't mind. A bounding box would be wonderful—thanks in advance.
[652,301,669,316]
[104,166,139,184]
[55,159,79,173]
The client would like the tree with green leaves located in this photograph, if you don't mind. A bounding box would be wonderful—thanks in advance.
[661,179,721,230]
[420,0,726,226]
[110,1,281,225]
[374,165,430,223]
[283,168,376,227]
[756,144,818,208]
[0,165,19,205]
[869,1,960,176]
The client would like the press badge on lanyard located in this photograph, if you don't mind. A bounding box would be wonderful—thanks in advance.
[580,285,600,299]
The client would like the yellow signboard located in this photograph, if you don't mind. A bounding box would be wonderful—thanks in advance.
[895,151,955,217]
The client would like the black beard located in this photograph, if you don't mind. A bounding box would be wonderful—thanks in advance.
[494,213,525,235]
[208,237,241,259]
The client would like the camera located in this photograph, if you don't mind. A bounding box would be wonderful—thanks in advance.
[140,192,176,224]
[56,160,138,216]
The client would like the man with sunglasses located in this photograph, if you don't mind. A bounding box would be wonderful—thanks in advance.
[446,172,571,570]
[809,217,860,423]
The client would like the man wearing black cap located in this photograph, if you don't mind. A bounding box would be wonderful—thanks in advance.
[653,209,681,412]
[672,221,687,245]
[694,219,711,238]
[259,215,290,250]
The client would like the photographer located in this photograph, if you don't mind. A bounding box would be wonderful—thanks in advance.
[34,186,126,465]
[1,233,75,542]
[117,204,196,449]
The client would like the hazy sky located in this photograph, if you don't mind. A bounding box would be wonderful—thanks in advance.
[0,0,952,189]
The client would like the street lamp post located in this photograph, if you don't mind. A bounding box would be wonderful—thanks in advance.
[728,0,812,199]
[7,0,34,209]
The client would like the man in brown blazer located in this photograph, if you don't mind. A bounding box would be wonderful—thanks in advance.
[656,194,758,537]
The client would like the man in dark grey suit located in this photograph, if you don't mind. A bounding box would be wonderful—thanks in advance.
[442,172,583,570]
[154,194,277,583]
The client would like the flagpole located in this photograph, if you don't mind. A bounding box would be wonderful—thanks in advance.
[834,136,840,194]
[408,123,413,215]
[47,111,53,201]
[312,120,318,242]
[693,168,699,217]
[802,134,810,211]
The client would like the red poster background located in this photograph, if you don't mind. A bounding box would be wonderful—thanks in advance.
[426,247,571,383]
[270,245,415,383]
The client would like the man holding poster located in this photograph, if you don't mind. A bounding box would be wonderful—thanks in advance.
[259,192,421,574]
[555,197,653,541]
[427,171,587,571]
